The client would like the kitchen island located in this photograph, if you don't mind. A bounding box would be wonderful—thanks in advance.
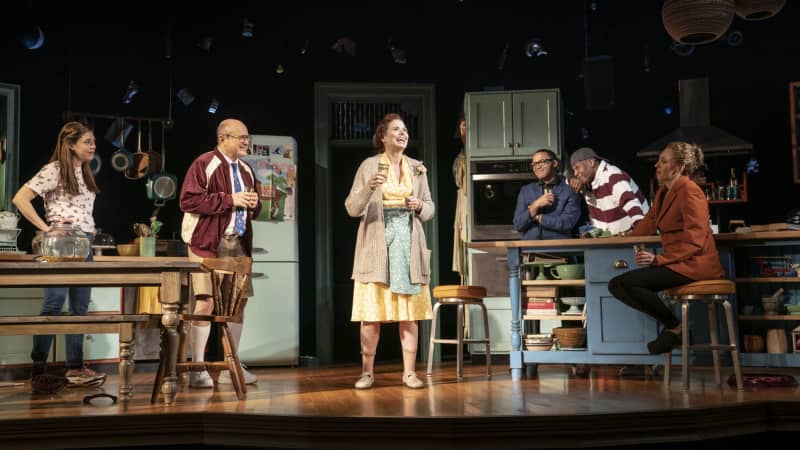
[470,231,800,380]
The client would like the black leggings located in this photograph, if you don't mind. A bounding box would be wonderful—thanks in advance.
[607,266,693,330]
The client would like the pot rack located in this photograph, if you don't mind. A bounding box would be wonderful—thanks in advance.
[62,111,172,127]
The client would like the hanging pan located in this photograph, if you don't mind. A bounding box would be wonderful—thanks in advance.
[146,120,162,174]
[146,124,177,205]
[89,152,102,175]
[110,126,133,172]
[125,120,149,180]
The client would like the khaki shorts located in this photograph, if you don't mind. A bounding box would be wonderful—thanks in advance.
[189,235,253,298]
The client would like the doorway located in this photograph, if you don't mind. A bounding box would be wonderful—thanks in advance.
[314,83,438,364]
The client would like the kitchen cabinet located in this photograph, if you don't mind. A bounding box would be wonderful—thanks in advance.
[465,90,561,159]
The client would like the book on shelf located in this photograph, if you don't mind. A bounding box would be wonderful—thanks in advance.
[524,252,568,264]
[524,286,558,298]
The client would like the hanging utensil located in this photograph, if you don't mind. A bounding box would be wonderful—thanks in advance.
[125,120,149,180]
[89,152,102,175]
[146,120,163,174]
[110,125,133,172]
[146,123,178,205]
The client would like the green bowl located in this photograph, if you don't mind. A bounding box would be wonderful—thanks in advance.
[785,304,800,313]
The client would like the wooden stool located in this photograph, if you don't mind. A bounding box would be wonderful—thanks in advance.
[662,280,743,391]
[427,285,491,380]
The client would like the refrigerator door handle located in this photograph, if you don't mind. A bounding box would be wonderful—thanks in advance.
[252,247,268,255]
[251,272,267,279]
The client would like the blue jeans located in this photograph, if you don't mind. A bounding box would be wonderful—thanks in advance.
[31,233,93,368]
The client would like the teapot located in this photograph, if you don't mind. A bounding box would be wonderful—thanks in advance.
[41,223,91,262]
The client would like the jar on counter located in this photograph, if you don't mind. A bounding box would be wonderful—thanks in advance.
[41,223,91,262]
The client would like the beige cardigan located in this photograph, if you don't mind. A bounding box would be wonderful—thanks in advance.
[345,154,435,285]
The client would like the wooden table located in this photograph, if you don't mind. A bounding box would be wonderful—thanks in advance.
[0,256,203,404]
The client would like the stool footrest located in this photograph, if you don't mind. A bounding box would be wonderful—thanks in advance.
[432,338,490,345]
[689,344,737,352]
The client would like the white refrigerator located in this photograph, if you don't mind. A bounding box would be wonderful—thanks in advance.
[238,135,299,366]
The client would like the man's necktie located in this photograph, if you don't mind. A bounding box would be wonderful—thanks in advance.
[231,162,246,236]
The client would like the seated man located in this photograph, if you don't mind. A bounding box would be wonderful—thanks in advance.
[513,149,582,240]
[568,147,648,235]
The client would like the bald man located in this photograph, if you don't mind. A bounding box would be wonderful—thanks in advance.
[180,118,262,388]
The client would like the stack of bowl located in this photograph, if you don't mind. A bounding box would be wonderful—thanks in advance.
[525,333,553,351]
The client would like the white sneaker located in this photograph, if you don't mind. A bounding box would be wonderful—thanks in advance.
[218,365,257,385]
[189,370,214,388]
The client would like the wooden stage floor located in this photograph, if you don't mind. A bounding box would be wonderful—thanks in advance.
[0,361,799,449]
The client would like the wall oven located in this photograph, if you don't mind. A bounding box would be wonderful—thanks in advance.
[470,160,536,241]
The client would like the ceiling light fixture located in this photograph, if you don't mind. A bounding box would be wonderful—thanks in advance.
[735,0,785,20]
[662,0,735,45]
[241,18,254,38]
[122,81,139,104]
[176,88,195,106]
[208,98,219,114]
[524,38,548,57]
[496,43,510,71]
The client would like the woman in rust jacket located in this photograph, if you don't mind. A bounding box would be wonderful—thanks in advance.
[608,141,724,354]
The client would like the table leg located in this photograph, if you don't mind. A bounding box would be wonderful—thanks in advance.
[118,323,135,400]
[159,271,181,404]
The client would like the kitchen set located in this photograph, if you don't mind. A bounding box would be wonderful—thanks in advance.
[462,86,800,377]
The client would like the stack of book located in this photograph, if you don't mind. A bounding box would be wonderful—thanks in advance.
[523,286,557,315]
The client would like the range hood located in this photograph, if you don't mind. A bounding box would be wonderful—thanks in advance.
[637,78,752,159]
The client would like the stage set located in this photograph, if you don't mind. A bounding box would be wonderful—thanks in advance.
[0,361,798,449]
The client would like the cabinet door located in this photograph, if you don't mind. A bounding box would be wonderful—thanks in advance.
[466,93,513,158]
[239,261,299,365]
[512,91,560,157]
[586,284,659,354]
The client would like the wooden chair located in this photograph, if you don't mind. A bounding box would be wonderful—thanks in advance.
[427,285,491,380]
[662,279,744,391]
[151,256,252,402]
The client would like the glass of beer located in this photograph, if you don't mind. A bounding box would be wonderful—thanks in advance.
[378,163,389,177]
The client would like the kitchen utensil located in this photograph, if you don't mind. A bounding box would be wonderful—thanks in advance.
[125,120,149,180]
[110,127,133,172]
[550,264,585,280]
[560,296,586,315]
[146,121,163,174]
[147,125,177,204]
[0,211,20,229]
[41,223,91,262]
[89,152,102,175]
[116,243,139,256]
[767,329,788,354]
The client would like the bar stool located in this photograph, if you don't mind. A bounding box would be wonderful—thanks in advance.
[662,279,743,391]
[427,285,491,380]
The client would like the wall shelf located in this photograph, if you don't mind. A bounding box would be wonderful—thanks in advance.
[735,277,800,283]
[523,313,585,321]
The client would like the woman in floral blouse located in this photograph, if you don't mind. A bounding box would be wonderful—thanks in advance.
[12,121,106,388]
[345,113,435,390]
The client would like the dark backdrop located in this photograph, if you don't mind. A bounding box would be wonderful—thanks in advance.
[2,1,799,360]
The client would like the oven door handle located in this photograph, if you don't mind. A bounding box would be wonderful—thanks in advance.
[472,173,537,181]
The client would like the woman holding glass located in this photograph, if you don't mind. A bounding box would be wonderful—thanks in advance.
[345,113,434,389]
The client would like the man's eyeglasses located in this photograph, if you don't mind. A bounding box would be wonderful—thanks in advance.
[530,158,554,169]
[222,134,252,143]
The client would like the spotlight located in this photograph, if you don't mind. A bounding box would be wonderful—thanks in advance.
[208,98,219,114]
[198,36,213,51]
[241,18,254,38]
[524,38,547,58]
[300,39,310,55]
[331,37,356,56]
[275,64,285,74]
[20,26,45,50]
[122,81,139,104]
[663,105,674,115]
[726,30,744,47]
[176,88,195,106]
[581,127,590,140]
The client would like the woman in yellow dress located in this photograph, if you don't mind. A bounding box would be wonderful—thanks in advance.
[345,113,435,389]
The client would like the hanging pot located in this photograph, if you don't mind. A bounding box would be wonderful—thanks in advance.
[103,118,132,148]
[89,152,102,175]
[146,125,177,203]
[125,121,149,180]
[110,127,132,172]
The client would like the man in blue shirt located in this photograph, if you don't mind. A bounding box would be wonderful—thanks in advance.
[513,149,582,240]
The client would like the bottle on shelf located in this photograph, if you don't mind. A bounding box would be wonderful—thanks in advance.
[728,168,739,200]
